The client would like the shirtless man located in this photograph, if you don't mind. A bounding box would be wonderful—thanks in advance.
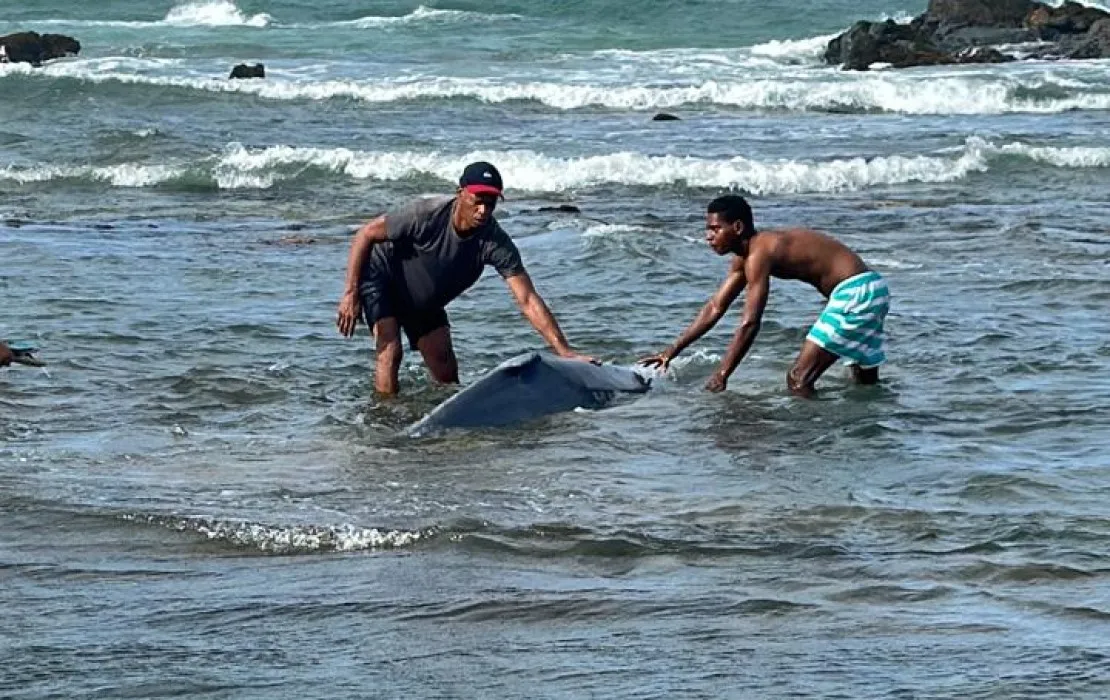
[336,161,593,395]
[640,195,890,396]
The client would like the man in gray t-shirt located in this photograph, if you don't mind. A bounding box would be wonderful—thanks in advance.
[336,161,594,395]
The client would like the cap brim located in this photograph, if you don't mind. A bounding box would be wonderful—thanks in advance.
[463,184,505,199]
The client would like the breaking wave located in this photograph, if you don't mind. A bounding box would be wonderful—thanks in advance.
[5,58,1110,114]
[330,6,523,28]
[3,138,1107,194]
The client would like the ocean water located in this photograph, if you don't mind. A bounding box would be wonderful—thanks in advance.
[3,0,1110,697]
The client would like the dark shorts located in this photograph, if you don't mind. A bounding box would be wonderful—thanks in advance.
[360,272,449,350]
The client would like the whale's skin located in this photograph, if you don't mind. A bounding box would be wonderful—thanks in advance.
[406,352,651,434]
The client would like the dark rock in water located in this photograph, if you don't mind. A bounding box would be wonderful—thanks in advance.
[825,0,1110,69]
[40,33,80,59]
[268,235,318,246]
[229,63,265,79]
[823,19,1011,70]
[824,20,933,70]
[1067,17,1110,58]
[0,31,81,65]
[1026,1,1107,37]
[927,0,1035,28]
[652,113,681,121]
[92,223,115,231]
[538,205,582,214]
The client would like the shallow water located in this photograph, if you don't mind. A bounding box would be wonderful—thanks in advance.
[3,1,1110,697]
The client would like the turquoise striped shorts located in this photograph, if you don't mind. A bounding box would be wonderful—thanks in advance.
[806,270,890,368]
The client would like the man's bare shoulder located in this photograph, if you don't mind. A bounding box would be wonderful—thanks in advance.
[745,231,783,262]
[766,226,826,240]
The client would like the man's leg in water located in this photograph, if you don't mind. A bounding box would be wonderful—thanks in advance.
[851,364,880,385]
[787,339,840,398]
[372,318,403,395]
[415,325,460,384]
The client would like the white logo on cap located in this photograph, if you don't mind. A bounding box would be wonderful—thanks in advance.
[483,171,492,178]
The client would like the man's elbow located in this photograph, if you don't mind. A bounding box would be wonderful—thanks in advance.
[357,217,386,242]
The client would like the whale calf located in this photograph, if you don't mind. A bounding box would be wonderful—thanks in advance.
[407,352,651,434]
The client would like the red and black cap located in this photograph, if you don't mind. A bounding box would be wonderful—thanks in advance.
[459,161,504,199]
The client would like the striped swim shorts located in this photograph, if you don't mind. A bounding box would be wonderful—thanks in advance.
[806,270,890,368]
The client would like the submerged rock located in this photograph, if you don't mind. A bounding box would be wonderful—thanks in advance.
[538,205,582,214]
[0,31,81,65]
[652,113,681,121]
[825,0,1110,70]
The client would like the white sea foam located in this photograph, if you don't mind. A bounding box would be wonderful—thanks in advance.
[0,162,182,186]
[192,520,426,552]
[993,141,1110,168]
[334,5,521,28]
[749,33,840,61]
[669,348,723,370]
[1044,0,1110,11]
[163,0,272,27]
[15,5,517,30]
[11,57,1110,114]
[123,513,428,553]
[206,140,996,194]
[869,258,925,270]
[5,139,1109,193]
[878,11,918,23]
[9,1,271,28]
[581,223,652,239]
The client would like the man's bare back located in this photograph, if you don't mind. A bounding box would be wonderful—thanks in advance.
[734,227,870,299]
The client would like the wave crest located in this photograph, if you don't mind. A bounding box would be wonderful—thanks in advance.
[336,5,521,28]
[4,138,1108,194]
[7,56,1110,115]
[163,0,271,27]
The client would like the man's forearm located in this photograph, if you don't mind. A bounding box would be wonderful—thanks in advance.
[668,303,722,358]
[343,229,374,295]
[523,293,572,353]
[716,321,759,379]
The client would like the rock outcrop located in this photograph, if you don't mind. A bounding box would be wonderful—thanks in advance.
[229,63,265,79]
[825,0,1110,70]
[0,31,81,65]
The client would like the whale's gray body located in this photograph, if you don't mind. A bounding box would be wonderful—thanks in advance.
[407,352,651,434]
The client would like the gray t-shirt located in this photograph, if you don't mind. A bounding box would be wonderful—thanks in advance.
[365,196,525,312]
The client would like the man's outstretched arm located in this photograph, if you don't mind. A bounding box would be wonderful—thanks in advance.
[504,272,594,362]
[705,255,770,391]
[337,216,388,337]
[640,267,747,370]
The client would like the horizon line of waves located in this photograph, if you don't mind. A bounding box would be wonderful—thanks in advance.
[1,2,521,30]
